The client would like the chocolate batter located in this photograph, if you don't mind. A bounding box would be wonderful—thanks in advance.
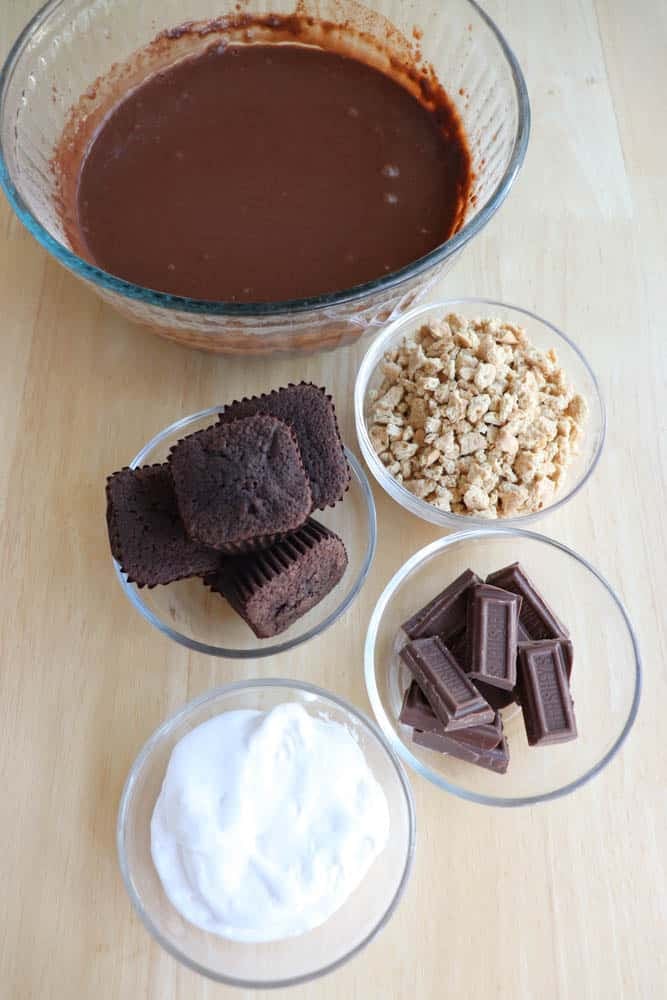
[74,42,471,302]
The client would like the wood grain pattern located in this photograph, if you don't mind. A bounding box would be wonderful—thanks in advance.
[0,1,664,997]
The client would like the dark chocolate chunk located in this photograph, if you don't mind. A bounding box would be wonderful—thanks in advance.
[518,621,531,643]
[401,569,481,641]
[444,627,468,666]
[517,639,577,745]
[413,729,510,774]
[218,384,350,510]
[105,464,220,588]
[398,680,440,731]
[486,563,569,642]
[169,414,312,553]
[399,682,502,749]
[472,679,516,711]
[454,714,504,750]
[399,637,494,731]
[466,583,521,691]
[204,519,347,638]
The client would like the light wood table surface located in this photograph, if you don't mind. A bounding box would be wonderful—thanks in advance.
[1,1,664,997]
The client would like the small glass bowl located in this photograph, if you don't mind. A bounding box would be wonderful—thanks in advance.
[355,299,606,529]
[364,528,641,807]
[117,679,416,988]
[112,406,376,658]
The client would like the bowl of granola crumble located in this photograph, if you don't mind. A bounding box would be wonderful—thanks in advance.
[354,299,605,527]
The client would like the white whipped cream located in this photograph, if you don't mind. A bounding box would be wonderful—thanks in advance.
[150,702,390,942]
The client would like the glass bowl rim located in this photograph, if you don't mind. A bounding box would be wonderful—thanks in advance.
[354,297,607,529]
[111,405,377,658]
[363,525,642,807]
[0,0,530,316]
[116,676,417,989]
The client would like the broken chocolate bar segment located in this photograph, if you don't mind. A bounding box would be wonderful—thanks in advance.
[399,636,494,731]
[486,563,569,642]
[401,568,481,641]
[517,639,577,745]
[399,682,502,749]
[413,729,510,774]
[466,583,521,691]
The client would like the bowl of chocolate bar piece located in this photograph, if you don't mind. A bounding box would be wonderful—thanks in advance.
[364,528,641,805]
[105,385,376,657]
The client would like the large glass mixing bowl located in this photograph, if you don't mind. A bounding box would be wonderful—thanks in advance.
[0,0,529,354]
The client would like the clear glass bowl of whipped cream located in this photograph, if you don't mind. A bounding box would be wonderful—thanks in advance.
[117,680,416,987]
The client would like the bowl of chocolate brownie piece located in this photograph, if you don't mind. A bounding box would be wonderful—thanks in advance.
[105,385,377,657]
[0,0,529,354]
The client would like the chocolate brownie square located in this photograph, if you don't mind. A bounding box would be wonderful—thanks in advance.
[106,464,220,588]
[169,414,312,552]
[218,383,350,510]
[204,519,348,638]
